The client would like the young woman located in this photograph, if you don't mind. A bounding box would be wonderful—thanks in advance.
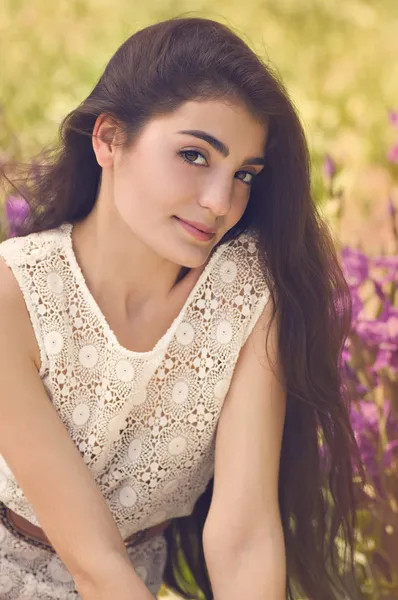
[0,15,362,600]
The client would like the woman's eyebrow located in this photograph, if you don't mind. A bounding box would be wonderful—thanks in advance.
[177,129,265,166]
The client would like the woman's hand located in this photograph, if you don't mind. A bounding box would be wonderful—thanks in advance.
[75,553,156,600]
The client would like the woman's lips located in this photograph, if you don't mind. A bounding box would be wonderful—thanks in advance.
[174,217,216,241]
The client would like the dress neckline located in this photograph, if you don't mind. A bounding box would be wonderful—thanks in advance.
[61,222,227,359]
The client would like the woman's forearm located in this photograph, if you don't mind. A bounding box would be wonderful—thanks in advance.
[206,532,286,600]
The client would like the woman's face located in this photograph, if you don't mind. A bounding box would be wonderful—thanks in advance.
[103,99,268,268]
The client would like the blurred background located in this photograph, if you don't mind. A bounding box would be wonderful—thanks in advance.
[1,0,398,253]
[1,1,398,598]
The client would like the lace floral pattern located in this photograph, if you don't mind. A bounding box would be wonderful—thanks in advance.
[0,518,166,598]
[0,223,270,595]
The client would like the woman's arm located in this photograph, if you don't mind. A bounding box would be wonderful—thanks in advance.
[203,298,287,600]
[0,260,152,599]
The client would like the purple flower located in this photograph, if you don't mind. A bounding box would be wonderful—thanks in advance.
[388,197,396,218]
[380,303,398,340]
[350,399,398,494]
[355,319,388,346]
[355,399,397,442]
[382,440,398,468]
[342,343,351,365]
[354,303,398,348]
[387,144,398,163]
[323,154,336,179]
[373,256,398,286]
[373,256,398,269]
[373,348,398,374]
[386,316,398,346]
[350,285,364,322]
[388,110,398,128]
[341,247,369,286]
[5,196,30,237]
[356,382,368,395]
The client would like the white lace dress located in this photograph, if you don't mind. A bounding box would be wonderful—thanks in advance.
[0,223,270,598]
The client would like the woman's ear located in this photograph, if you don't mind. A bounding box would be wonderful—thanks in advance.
[92,113,121,168]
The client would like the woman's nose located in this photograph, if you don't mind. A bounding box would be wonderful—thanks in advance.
[198,181,233,217]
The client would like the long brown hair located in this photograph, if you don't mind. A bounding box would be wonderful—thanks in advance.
[1,16,363,600]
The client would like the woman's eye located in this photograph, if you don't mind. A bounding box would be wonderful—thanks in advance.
[178,150,256,186]
[179,150,207,166]
[236,171,254,185]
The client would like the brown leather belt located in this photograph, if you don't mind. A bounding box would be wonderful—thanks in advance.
[0,503,171,553]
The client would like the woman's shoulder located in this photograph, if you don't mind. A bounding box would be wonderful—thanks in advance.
[219,228,265,263]
[0,223,69,261]
[221,227,261,249]
[0,224,71,374]
[215,228,269,286]
[0,256,41,370]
